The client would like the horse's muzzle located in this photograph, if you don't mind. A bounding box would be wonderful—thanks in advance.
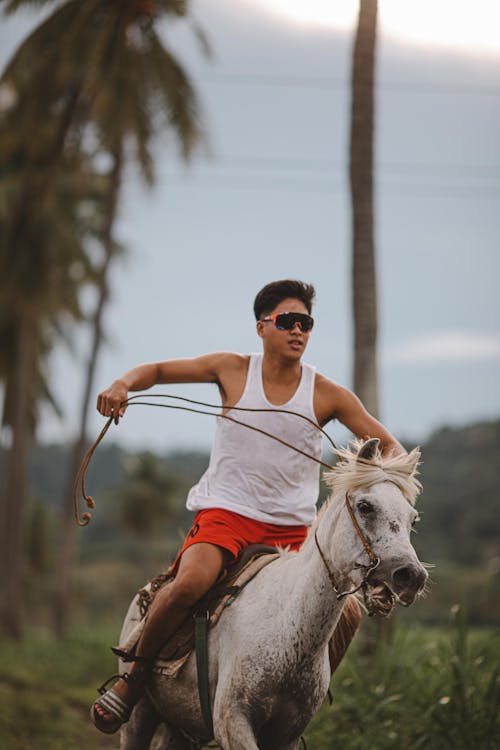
[390,563,428,606]
[367,561,427,610]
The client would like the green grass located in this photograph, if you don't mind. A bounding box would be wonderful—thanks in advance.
[0,609,498,750]
[0,624,119,750]
[306,608,500,750]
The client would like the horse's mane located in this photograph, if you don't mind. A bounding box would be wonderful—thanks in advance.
[324,439,422,506]
[276,440,422,557]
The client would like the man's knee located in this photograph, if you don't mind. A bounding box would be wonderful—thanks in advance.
[170,561,224,608]
[167,575,207,609]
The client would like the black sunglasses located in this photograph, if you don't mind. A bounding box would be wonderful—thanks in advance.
[261,311,314,333]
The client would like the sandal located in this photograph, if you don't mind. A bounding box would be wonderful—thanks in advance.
[90,649,149,735]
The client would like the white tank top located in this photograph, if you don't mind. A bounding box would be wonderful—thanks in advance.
[186,353,323,525]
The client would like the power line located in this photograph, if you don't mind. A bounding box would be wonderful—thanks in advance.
[188,155,500,178]
[151,173,500,198]
[196,71,500,96]
[125,153,500,196]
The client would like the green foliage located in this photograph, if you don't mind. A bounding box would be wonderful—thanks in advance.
[27,441,128,509]
[414,420,500,567]
[117,452,181,537]
[305,609,500,750]
[422,606,500,750]
[0,617,497,750]
[0,624,119,750]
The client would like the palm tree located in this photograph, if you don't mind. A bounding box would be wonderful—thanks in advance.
[349,0,397,646]
[0,0,205,636]
[0,126,109,636]
[349,0,379,418]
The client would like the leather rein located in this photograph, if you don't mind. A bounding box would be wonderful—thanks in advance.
[73,392,339,527]
[73,392,380,589]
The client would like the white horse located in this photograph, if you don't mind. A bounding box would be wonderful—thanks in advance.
[118,438,427,750]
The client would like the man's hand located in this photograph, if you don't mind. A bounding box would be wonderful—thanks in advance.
[96,379,129,424]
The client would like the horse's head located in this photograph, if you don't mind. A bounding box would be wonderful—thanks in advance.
[324,438,428,617]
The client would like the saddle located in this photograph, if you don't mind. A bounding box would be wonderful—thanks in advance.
[117,544,280,678]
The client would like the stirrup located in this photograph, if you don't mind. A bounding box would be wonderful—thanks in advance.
[96,670,143,696]
[111,646,150,664]
[91,670,147,735]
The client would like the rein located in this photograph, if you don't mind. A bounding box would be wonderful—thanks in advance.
[73,392,339,527]
[73,392,379,589]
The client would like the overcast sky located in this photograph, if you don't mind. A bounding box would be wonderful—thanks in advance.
[1,0,499,452]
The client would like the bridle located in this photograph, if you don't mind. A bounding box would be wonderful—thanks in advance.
[314,474,416,609]
[314,493,380,600]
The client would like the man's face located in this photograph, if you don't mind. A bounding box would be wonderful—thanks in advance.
[256,297,312,361]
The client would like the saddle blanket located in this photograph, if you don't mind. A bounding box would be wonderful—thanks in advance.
[118,547,280,678]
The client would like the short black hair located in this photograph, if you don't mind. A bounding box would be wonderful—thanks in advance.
[253,279,316,320]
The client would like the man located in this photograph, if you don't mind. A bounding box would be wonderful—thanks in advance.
[92,279,404,733]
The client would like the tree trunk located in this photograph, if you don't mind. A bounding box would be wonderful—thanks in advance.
[349,1,396,646]
[0,86,85,638]
[52,150,123,636]
[0,306,38,637]
[349,0,379,418]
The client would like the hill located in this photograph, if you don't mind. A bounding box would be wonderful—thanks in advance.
[21,418,500,571]
[414,419,500,567]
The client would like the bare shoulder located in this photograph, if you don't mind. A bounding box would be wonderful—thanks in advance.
[190,351,250,384]
[211,351,249,377]
[313,372,403,455]
[314,372,347,401]
[313,372,358,425]
[154,351,248,385]
[214,352,250,405]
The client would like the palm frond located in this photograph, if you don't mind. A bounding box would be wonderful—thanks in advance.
[1,0,207,438]
[189,17,212,60]
[1,0,57,14]
[147,29,203,160]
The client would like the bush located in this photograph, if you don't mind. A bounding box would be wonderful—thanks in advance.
[0,610,497,749]
[306,607,500,750]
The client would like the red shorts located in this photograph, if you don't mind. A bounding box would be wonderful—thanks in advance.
[170,508,308,574]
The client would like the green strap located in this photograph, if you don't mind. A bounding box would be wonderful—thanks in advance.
[195,613,214,737]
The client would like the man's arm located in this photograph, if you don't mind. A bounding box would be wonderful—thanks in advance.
[96,352,236,423]
[315,376,405,457]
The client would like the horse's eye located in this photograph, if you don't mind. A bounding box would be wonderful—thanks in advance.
[358,500,374,515]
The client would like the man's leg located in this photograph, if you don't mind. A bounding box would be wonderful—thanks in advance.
[137,542,231,659]
[94,542,230,727]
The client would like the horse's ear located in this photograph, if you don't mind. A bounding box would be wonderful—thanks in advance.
[357,438,380,462]
[406,446,421,476]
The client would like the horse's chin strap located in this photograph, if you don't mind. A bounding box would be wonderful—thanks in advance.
[314,492,380,600]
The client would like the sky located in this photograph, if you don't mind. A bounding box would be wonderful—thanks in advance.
[1,0,499,453]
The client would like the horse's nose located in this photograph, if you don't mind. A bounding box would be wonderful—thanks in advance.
[392,564,427,603]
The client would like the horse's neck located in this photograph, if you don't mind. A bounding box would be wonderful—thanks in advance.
[276,500,346,649]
